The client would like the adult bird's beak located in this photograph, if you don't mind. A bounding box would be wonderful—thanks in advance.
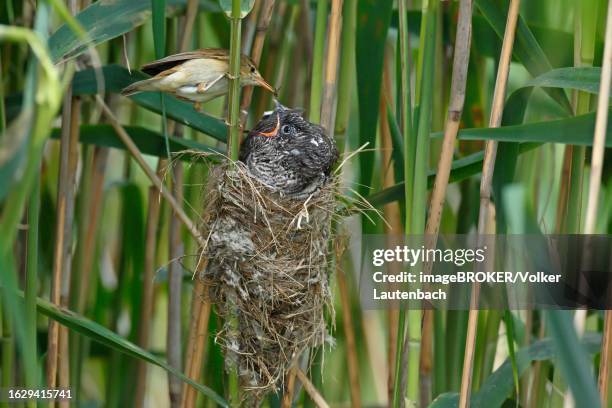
[256,77,277,95]
[257,113,280,137]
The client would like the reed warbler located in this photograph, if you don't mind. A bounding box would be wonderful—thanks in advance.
[121,48,276,110]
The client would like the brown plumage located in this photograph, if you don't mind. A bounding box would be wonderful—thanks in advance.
[121,48,275,106]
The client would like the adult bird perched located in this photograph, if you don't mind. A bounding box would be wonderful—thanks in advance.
[240,102,339,199]
[121,48,276,109]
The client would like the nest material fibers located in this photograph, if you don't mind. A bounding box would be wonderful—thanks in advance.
[199,160,336,401]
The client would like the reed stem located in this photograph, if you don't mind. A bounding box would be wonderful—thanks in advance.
[310,0,329,123]
[459,1,520,407]
[381,49,402,406]
[319,0,343,131]
[336,245,361,407]
[393,2,412,407]
[334,0,356,135]
[47,92,80,403]
[586,1,612,404]
[424,0,473,245]
[227,0,243,162]
[584,0,612,236]
[296,368,330,408]
[399,0,413,227]
[25,165,40,393]
[420,1,472,403]
[562,4,600,404]
[240,0,276,125]
[226,0,245,404]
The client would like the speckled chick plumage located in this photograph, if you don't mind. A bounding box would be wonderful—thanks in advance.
[239,103,338,199]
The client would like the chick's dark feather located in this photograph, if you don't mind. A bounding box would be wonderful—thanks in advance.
[239,105,338,198]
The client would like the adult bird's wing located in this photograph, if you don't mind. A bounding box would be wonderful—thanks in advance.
[141,48,230,76]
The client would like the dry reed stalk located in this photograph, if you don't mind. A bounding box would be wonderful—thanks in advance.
[320,0,343,132]
[76,146,109,313]
[58,328,70,408]
[135,161,168,408]
[296,368,330,408]
[134,186,161,408]
[419,2,472,404]
[45,64,71,408]
[599,309,612,405]
[58,96,81,408]
[336,241,362,407]
[424,0,473,246]
[241,0,261,54]
[179,0,199,51]
[459,1,521,407]
[240,0,275,124]
[281,368,297,408]
[587,1,612,403]
[477,0,519,230]
[168,154,185,408]
[181,262,211,408]
[47,93,81,403]
[585,0,612,235]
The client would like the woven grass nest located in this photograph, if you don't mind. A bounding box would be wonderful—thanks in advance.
[198,159,340,402]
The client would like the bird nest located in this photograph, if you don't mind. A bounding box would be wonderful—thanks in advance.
[198,160,338,402]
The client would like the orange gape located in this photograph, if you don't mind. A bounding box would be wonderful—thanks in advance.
[257,114,280,137]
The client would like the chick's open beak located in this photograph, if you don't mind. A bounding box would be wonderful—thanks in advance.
[256,77,277,95]
[257,113,280,137]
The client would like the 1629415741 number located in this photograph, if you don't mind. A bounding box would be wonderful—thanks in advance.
[4,388,72,401]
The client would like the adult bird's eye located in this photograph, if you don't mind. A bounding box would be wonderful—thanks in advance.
[281,125,294,135]
[250,66,256,73]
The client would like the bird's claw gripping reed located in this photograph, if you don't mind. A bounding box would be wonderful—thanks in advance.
[198,104,339,402]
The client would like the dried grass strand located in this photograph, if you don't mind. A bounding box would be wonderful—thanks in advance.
[459,1,520,407]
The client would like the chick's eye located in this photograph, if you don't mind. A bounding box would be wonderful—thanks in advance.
[281,125,294,135]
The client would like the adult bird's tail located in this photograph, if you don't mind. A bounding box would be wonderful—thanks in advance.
[121,78,157,96]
